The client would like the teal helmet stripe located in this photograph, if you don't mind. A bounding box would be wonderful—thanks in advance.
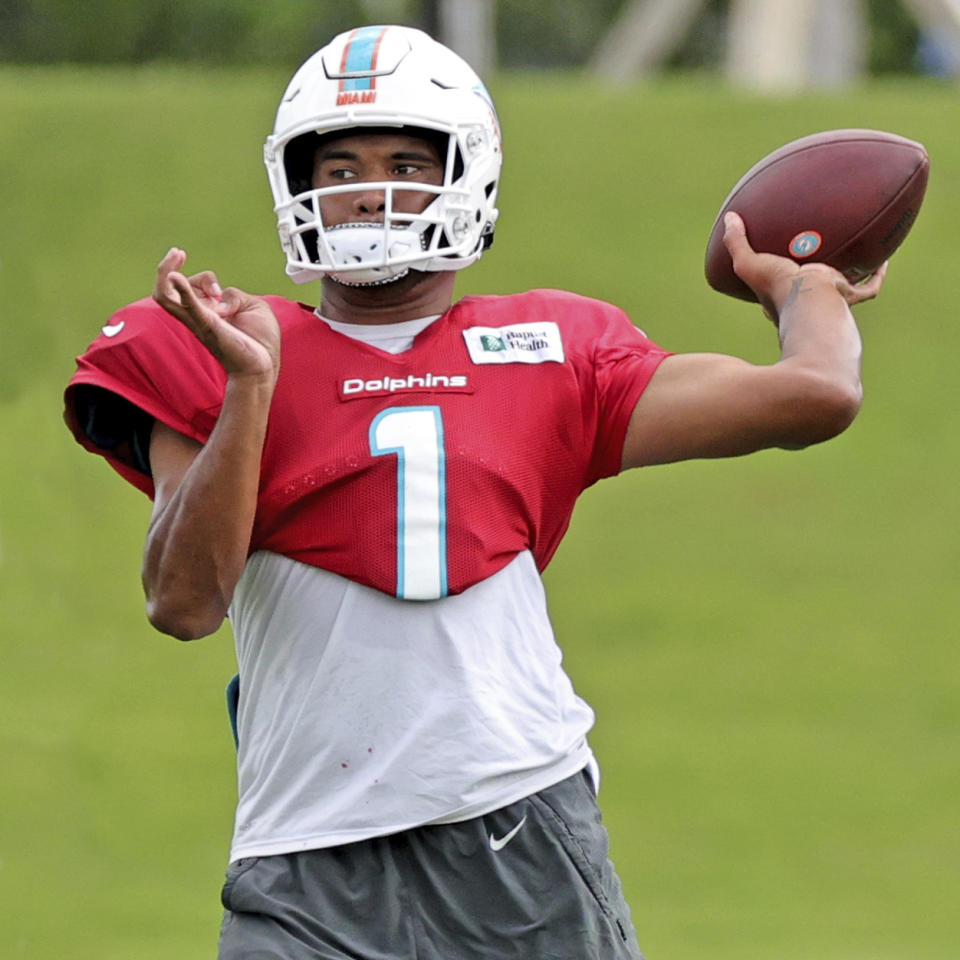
[341,25,389,92]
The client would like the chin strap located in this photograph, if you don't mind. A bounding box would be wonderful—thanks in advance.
[331,268,411,287]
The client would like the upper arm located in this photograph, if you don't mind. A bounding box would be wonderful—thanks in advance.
[149,420,204,516]
[620,352,862,469]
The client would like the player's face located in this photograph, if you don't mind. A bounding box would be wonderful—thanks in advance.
[312,132,444,227]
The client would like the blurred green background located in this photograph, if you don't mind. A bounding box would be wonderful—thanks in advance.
[0,0,931,71]
[1,4,958,958]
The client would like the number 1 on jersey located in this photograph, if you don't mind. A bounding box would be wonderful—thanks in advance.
[369,406,448,600]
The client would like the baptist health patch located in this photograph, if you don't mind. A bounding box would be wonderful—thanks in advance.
[463,322,565,365]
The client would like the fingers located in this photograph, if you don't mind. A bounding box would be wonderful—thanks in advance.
[155,248,223,296]
[721,209,780,287]
[168,271,204,315]
[721,210,756,282]
[217,284,261,317]
[853,261,888,301]
[153,247,224,322]
[834,261,887,305]
[722,210,746,237]
[148,248,280,379]
[721,210,750,259]
[158,246,187,274]
[721,211,797,314]
[154,247,187,305]
[191,270,223,302]
[723,213,887,311]
[153,248,254,330]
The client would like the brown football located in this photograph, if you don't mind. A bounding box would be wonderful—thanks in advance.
[705,129,929,302]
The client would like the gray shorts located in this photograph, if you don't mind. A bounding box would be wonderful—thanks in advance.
[217,769,645,959]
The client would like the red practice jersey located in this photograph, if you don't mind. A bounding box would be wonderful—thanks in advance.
[65,290,670,599]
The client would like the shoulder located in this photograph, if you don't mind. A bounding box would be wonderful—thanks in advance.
[64,298,225,483]
[458,289,623,321]
[70,297,223,393]
[455,289,661,357]
[70,293,312,402]
[77,296,208,361]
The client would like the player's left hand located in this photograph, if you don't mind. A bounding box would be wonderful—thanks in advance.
[723,211,887,323]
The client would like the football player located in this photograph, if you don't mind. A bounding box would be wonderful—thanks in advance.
[64,24,885,960]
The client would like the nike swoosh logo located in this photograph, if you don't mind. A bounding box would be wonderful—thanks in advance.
[101,321,125,337]
[489,814,527,852]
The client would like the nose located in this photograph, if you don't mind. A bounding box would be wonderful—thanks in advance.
[351,187,386,220]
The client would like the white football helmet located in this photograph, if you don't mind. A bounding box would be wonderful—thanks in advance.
[264,25,502,285]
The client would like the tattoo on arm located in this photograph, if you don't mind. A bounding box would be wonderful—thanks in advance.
[781,276,812,313]
[774,276,814,337]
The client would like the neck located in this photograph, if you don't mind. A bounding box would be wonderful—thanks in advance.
[319,270,457,325]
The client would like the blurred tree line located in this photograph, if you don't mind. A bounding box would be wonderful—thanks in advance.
[0,0,922,72]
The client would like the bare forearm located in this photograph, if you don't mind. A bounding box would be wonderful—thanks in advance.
[621,216,881,469]
[725,209,875,423]
[772,274,864,442]
[143,375,274,639]
[778,274,863,384]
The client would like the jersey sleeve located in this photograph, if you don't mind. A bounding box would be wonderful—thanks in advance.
[538,291,670,489]
[562,296,671,486]
[64,298,227,497]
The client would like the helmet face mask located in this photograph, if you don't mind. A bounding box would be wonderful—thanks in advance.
[265,25,502,285]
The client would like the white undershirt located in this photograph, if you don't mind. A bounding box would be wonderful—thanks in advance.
[227,551,597,861]
[316,311,441,354]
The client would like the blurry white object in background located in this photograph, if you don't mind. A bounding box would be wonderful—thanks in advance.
[588,0,707,81]
[439,0,497,77]
[590,0,960,89]
[361,0,497,77]
[725,0,864,91]
[903,0,960,76]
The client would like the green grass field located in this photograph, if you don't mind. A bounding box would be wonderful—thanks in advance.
[1,64,958,959]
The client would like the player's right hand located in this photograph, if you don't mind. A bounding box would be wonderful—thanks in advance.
[153,247,281,384]
[722,213,887,324]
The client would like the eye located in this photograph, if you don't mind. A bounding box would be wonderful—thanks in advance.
[393,164,420,177]
[328,167,358,181]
